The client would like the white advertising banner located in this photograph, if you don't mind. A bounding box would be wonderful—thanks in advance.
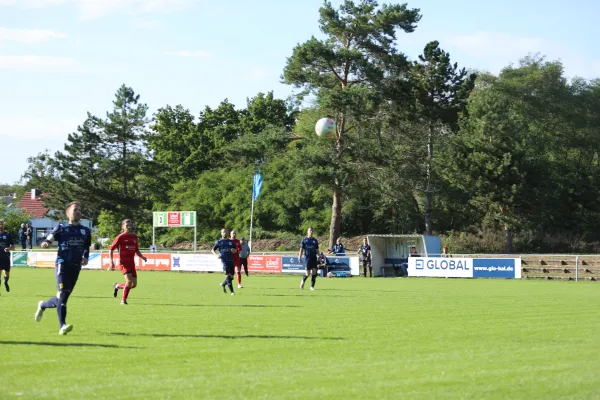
[170,253,222,272]
[83,252,102,270]
[408,257,473,278]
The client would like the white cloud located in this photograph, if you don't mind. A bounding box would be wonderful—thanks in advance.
[0,55,80,70]
[0,116,79,139]
[0,0,192,19]
[444,31,600,79]
[0,27,68,43]
[164,50,213,58]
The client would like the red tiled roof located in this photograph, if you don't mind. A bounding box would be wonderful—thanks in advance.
[17,193,50,218]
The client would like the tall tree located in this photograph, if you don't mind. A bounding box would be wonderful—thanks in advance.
[409,41,475,235]
[100,85,150,217]
[283,0,421,248]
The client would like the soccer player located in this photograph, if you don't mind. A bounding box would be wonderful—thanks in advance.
[0,220,15,293]
[299,227,319,290]
[230,230,243,288]
[109,219,147,305]
[239,237,250,277]
[34,202,92,335]
[212,228,237,295]
[357,237,372,277]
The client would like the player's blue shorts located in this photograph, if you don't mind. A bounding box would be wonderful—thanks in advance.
[0,255,10,271]
[55,263,82,292]
[303,257,318,270]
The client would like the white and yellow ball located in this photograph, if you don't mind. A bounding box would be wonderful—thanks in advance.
[315,117,336,137]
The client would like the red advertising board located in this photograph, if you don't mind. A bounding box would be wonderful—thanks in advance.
[247,255,282,274]
[101,253,171,271]
[168,212,181,226]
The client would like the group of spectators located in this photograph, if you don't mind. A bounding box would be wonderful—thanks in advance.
[17,223,33,250]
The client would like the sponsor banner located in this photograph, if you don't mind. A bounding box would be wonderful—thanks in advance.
[83,253,102,270]
[408,257,473,278]
[248,255,282,274]
[36,252,57,269]
[101,253,172,271]
[171,253,222,272]
[138,253,171,271]
[282,256,305,274]
[472,258,521,279]
[326,256,351,273]
[11,251,29,267]
[27,252,37,267]
[408,257,522,279]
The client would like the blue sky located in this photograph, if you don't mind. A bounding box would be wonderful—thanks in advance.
[1,0,598,185]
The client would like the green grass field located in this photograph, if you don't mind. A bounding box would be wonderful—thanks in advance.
[1,269,599,399]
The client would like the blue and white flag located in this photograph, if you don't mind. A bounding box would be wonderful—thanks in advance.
[252,171,263,201]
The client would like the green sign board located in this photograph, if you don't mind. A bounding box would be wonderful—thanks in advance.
[11,251,29,267]
[153,211,196,227]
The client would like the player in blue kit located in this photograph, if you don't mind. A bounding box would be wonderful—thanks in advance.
[0,220,15,293]
[34,202,92,335]
[212,228,237,295]
[299,227,319,291]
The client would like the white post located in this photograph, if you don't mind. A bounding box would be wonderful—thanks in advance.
[194,226,197,252]
[152,226,155,249]
[576,255,579,282]
[249,196,255,251]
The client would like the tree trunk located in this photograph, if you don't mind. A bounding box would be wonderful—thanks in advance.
[424,123,434,235]
[329,179,342,251]
[505,224,513,254]
[122,141,128,198]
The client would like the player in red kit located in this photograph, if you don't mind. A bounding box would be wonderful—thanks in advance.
[230,230,243,288]
[109,219,147,305]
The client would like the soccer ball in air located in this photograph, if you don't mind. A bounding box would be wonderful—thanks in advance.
[315,118,336,137]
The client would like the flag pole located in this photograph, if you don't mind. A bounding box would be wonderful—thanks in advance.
[249,195,255,251]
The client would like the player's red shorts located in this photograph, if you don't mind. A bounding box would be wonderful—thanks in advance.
[120,261,137,277]
[234,256,241,269]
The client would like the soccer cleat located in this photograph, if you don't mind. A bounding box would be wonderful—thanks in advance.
[120,300,128,305]
[300,279,304,289]
[310,287,315,291]
[237,284,243,289]
[113,283,119,298]
[4,282,9,292]
[231,292,235,296]
[59,324,73,335]
[34,300,45,322]
[220,282,227,293]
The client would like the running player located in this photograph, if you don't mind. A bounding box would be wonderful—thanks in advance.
[299,227,319,290]
[212,228,237,295]
[34,202,92,335]
[109,219,147,305]
[0,220,15,293]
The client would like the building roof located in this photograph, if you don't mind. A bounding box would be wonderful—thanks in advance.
[17,192,50,218]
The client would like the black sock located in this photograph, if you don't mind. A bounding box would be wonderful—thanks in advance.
[311,274,317,287]
[227,275,234,293]
[42,296,59,309]
[57,291,71,327]
[302,275,309,283]
[3,276,8,284]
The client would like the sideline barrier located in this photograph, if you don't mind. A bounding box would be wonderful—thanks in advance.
[408,257,522,279]
[12,251,530,280]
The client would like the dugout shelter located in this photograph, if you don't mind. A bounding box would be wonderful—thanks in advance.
[366,234,441,277]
